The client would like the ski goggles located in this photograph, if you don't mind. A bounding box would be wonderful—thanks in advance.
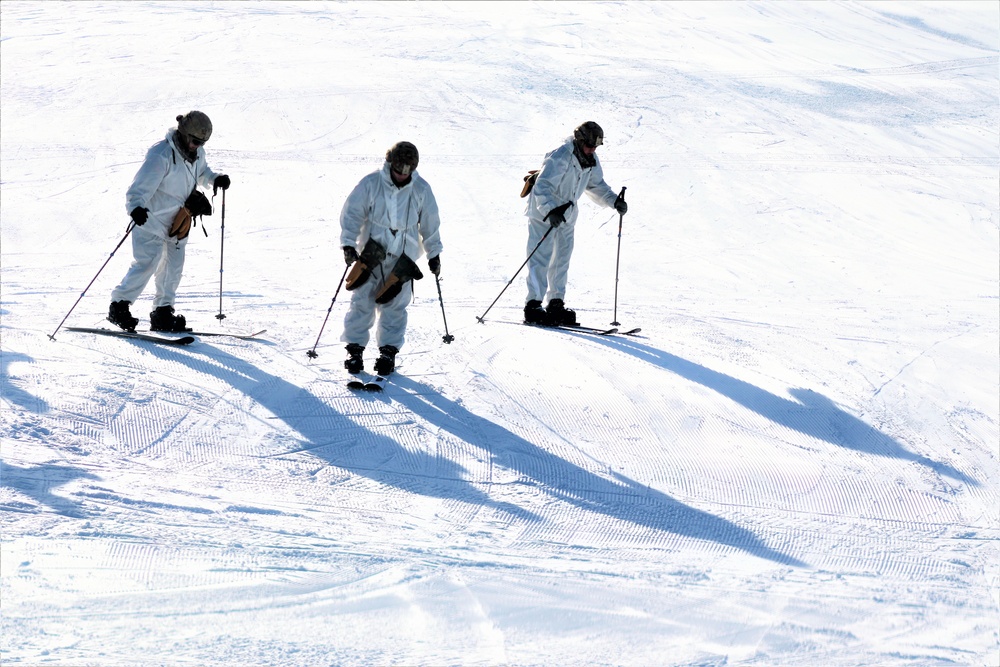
[390,161,413,176]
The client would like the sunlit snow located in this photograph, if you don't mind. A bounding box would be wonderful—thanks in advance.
[2,2,998,665]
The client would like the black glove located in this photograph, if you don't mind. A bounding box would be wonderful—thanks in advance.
[544,201,572,228]
[343,246,359,265]
[213,174,231,195]
[130,207,149,226]
[614,198,628,215]
[428,255,441,276]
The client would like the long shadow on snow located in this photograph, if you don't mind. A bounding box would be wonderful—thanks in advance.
[1,350,51,413]
[586,335,976,487]
[0,460,97,518]
[146,342,540,523]
[147,343,802,566]
[385,374,805,567]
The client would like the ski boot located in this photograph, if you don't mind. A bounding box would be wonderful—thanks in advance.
[523,299,547,325]
[545,299,577,326]
[149,305,189,332]
[374,345,398,376]
[108,300,139,332]
[344,344,365,374]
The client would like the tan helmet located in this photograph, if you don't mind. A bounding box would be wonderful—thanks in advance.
[176,111,213,142]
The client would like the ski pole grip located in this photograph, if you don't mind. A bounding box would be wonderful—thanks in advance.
[616,186,627,204]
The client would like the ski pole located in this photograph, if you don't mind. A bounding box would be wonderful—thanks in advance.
[48,221,135,341]
[476,225,554,323]
[215,188,227,321]
[306,263,351,359]
[476,201,572,324]
[434,272,455,343]
[610,186,627,326]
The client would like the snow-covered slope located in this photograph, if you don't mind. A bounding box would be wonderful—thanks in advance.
[2,2,998,665]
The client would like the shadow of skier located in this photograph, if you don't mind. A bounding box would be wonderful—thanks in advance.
[387,374,807,567]
[152,342,541,524]
[2,351,51,413]
[147,342,804,566]
[0,461,97,518]
[588,335,977,487]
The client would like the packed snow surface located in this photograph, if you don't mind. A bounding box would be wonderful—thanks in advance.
[2,2,998,665]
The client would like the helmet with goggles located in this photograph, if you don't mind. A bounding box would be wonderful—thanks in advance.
[176,111,213,144]
[386,141,419,176]
[573,121,604,149]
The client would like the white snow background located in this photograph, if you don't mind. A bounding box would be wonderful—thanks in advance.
[1,1,998,666]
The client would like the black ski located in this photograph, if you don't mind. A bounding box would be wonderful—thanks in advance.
[523,322,642,336]
[346,372,388,393]
[540,323,619,335]
[66,327,195,346]
[145,328,267,340]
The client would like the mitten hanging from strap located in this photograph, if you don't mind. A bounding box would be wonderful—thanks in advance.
[345,237,387,290]
[184,189,213,218]
[520,170,539,198]
[170,189,214,240]
[169,208,192,240]
[375,253,423,304]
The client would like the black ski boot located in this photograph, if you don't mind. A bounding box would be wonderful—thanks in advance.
[374,345,398,376]
[344,344,365,374]
[149,305,189,332]
[523,299,547,325]
[108,300,139,332]
[545,299,577,326]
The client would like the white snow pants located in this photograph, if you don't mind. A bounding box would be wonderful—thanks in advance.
[340,263,413,351]
[525,217,575,304]
[110,226,187,308]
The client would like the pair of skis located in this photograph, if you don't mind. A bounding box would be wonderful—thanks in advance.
[64,327,267,346]
[346,372,388,393]
[67,326,390,393]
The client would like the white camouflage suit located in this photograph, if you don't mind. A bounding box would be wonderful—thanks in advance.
[525,137,619,304]
[340,162,443,351]
[111,129,220,308]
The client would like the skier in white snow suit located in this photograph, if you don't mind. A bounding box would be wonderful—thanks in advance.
[340,141,443,376]
[108,111,231,332]
[522,121,627,326]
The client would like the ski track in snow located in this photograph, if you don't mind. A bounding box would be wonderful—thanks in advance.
[2,2,999,666]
